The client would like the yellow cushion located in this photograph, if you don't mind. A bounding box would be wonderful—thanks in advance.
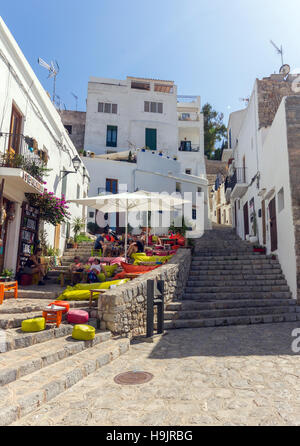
[21,317,45,332]
[103,264,118,274]
[72,324,95,341]
[133,255,173,265]
[57,279,130,301]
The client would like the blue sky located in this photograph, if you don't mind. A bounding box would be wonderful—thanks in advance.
[1,0,299,123]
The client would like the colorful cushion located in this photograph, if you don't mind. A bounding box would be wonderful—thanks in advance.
[72,324,95,341]
[121,262,159,273]
[67,309,89,324]
[57,279,130,301]
[110,257,126,266]
[21,317,45,332]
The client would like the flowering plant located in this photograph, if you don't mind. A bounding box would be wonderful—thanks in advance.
[25,190,70,226]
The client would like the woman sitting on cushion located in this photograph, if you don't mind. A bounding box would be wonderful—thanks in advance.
[87,258,108,283]
[22,248,47,286]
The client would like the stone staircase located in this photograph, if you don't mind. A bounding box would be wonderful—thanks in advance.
[164,226,300,329]
[0,295,129,426]
[45,242,95,286]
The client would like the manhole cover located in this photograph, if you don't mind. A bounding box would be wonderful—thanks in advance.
[114,371,153,385]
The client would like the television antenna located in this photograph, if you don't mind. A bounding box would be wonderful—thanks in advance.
[270,40,284,66]
[71,92,78,111]
[38,58,60,103]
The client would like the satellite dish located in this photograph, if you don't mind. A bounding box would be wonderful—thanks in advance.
[279,64,291,76]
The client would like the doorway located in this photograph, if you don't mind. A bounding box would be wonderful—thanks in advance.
[269,197,278,251]
[145,128,157,151]
[243,202,249,238]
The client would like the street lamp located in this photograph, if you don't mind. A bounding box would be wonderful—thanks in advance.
[61,155,81,178]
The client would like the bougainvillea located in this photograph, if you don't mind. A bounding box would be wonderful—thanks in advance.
[25,190,70,226]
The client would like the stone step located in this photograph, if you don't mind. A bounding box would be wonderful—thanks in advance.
[183,291,292,300]
[164,313,300,330]
[190,268,282,275]
[166,299,297,312]
[2,323,74,352]
[0,330,111,386]
[187,279,287,287]
[0,337,129,426]
[188,272,285,280]
[164,305,298,321]
[192,259,278,264]
[185,285,290,293]
[17,289,62,300]
[191,264,280,271]
[0,299,95,315]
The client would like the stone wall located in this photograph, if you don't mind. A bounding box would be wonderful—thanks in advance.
[285,96,300,301]
[257,74,300,129]
[97,249,191,338]
[59,110,86,152]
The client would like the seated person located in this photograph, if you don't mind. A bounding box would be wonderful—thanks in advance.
[94,232,106,254]
[127,236,144,258]
[69,256,84,284]
[87,258,108,283]
[22,248,47,286]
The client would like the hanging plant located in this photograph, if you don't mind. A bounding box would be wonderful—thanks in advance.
[25,190,70,226]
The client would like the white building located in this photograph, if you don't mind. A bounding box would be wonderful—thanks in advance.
[82,75,208,234]
[83,149,209,234]
[225,72,300,299]
[0,17,89,273]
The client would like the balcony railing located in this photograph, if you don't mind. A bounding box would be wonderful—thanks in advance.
[178,143,200,152]
[225,168,247,191]
[178,115,200,121]
[0,132,47,182]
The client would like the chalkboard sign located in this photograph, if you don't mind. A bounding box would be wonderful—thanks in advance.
[17,202,40,270]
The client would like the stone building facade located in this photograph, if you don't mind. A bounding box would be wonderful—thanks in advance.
[59,110,86,153]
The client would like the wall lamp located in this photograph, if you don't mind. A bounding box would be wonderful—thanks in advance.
[61,155,81,178]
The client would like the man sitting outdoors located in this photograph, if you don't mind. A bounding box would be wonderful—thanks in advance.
[127,235,144,258]
[69,256,84,284]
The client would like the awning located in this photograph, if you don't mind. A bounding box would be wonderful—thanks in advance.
[0,168,44,194]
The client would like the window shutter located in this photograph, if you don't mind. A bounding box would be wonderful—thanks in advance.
[144,101,150,112]
[112,104,118,114]
[150,102,156,113]
[158,103,163,113]
[104,103,111,113]
[98,102,104,112]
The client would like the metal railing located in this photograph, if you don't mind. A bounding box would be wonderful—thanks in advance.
[178,114,200,121]
[225,167,247,191]
[178,143,200,152]
[0,133,45,181]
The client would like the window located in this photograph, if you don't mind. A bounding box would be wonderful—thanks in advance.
[8,105,22,155]
[176,182,181,193]
[106,126,118,147]
[144,101,163,114]
[64,125,72,135]
[106,178,118,194]
[185,169,192,175]
[192,209,197,220]
[89,212,94,218]
[77,184,80,199]
[98,102,118,114]
[181,113,190,120]
[198,187,202,193]
[278,187,284,213]
[131,81,150,91]
[180,140,192,151]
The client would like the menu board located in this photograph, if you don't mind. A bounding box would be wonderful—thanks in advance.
[17,202,40,269]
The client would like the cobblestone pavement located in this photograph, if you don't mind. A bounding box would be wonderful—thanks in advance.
[14,322,300,426]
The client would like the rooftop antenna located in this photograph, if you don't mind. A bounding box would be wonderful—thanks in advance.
[270,40,284,66]
[71,92,78,111]
[38,58,60,103]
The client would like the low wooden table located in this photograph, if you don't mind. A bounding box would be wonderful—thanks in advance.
[0,281,18,305]
[89,289,106,308]
[42,305,65,328]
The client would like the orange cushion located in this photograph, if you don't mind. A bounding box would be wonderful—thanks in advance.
[121,262,159,273]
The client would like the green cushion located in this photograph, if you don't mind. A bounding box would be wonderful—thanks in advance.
[22,317,46,332]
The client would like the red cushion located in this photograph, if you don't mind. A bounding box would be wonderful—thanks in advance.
[67,309,89,324]
[20,274,32,286]
[121,262,159,273]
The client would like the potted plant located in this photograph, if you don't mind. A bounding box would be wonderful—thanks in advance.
[72,217,85,248]
[0,269,14,282]
[253,245,266,254]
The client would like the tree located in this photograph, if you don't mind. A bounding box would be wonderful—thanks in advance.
[202,103,227,159]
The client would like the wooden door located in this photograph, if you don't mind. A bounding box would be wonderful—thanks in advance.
[54,225,61,251]
[145,128,157,151]
[8,105,22,155]
[243,202,249,238]
[269,198,278,251]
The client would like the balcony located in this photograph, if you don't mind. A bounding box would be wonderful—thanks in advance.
[225,167,248,201]
[0,133,46,193]
[178,114,200,122]
[178,143,200,152]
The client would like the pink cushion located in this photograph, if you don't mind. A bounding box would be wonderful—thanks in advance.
[67,309,89,324]
[110,257,126,266]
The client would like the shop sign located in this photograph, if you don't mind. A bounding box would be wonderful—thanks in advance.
[22,171,44,194]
